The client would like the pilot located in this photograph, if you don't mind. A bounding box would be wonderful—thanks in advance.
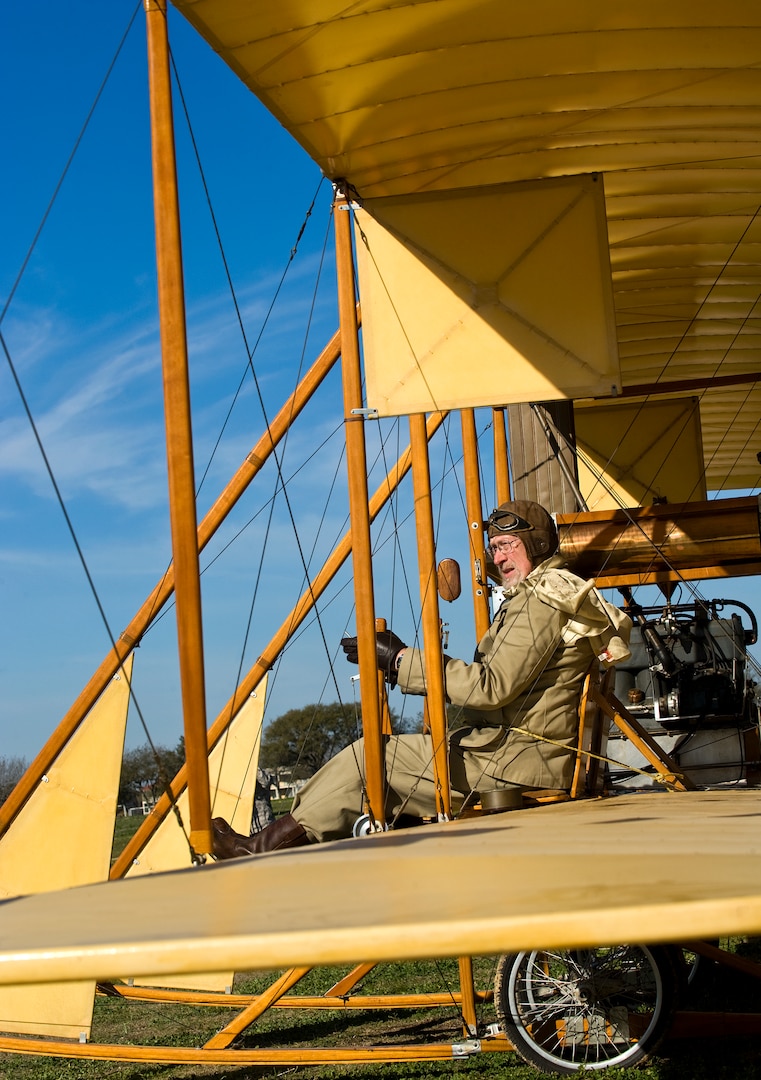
[212,499,631,859]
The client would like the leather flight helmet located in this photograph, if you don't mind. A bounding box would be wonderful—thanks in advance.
[486,499,558,564]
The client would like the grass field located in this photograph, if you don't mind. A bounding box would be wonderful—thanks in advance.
[1,819,760,1079]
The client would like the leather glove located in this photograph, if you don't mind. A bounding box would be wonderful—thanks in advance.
[376,629,407,684]
[340,635,360,665]
[340,630,407,685]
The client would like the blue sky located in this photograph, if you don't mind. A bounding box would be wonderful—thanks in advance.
[1,1,489,763]
[1,2,349,760]
[2,3,760,767]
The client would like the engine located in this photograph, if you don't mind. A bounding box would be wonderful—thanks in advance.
[608,595,760,789]
[614,597,758,732]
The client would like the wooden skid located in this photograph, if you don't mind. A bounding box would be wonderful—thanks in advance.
[0,1033,513,1065]
[99,980,492,1010]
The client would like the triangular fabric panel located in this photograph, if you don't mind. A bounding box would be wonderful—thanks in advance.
[0,656,132,1039]
[357,176,620,416]
[574,397,707,511]
[126,676,267,991]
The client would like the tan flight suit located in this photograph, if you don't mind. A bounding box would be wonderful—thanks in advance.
[291,556,631,842]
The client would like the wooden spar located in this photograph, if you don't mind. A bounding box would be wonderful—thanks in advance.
[557,496,761,586]
[204,967,312,1050]
[409,414,451,820]
[492,407,510,504]
[461,410,491,640]
[615,369,761,399]
[458,956,478,1036]
[111,412,448,877]
[334,191,385,828]
[0,329,343,837]
[146,0,211,855]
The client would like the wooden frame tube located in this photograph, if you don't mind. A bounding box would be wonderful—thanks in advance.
[461,409,491,641]
[409,414,451,821]
[333,192,385,827]
[492,407,511,505]
[146,0,211,856]
[557,497,761,586]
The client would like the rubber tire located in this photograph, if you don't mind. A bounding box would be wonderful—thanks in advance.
[494,944,679,1074]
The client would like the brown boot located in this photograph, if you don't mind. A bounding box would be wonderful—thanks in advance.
[212,813,309,860]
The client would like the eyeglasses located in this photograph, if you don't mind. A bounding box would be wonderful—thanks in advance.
[486,537,524,558]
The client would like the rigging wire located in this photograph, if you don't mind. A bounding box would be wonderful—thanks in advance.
[374,420,421,634]
[579,201,761,513]
[348,200,671,816]
[218,412,349,806]
[164,42,337,716]
[352,207,451,436]
[362,390,759,816]
[169,39,330,501]
[541,426,761,696]
[3,8,336,845]
[130,35,355,812]
[200,199,352,731]
[0,2,143,330]
[0,2,195,849]
[266,415,445,808]
[4,0,755,864]
[0,325,193,842]
[207,205,336,799]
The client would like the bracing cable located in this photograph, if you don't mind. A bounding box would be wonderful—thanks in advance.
[0,2,142,330]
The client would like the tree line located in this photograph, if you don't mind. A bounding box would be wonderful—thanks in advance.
[0,742,187,810]
[0,757,27,805]
[0,701,424,809]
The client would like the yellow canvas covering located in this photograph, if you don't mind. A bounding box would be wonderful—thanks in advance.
[171,0,761,491]
[1,791,761,987]
[0,659,131,1039]
[356,177,620,415]
[126,677,267,992]
[574,397,707,511]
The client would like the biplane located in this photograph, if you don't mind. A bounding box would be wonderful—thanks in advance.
[1,1,761,1074]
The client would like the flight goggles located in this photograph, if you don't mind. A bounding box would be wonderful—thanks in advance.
[486,508,534,534]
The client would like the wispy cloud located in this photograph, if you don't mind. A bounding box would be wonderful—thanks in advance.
[0,264,336,515]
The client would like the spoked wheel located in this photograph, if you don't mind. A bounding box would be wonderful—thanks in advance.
[494,945,679,1074]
